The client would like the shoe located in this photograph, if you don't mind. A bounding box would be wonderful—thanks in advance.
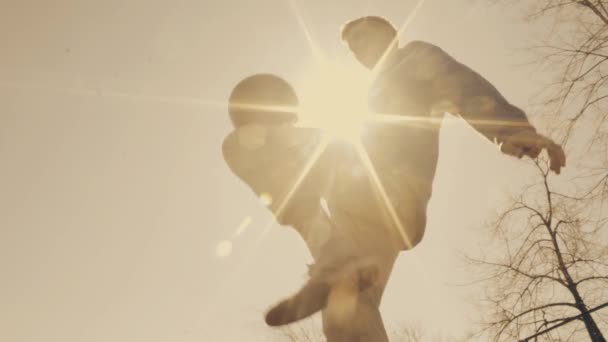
[264,261,380,326]
[265,278,331,326]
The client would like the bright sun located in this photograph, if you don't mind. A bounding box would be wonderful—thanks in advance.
[297,61,373,143]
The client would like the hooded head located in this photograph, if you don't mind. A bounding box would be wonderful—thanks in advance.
[228,74,299,127]
[341,16,398,69]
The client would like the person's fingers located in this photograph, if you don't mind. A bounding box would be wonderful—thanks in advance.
[550,157,561,174]
[547,143,566,174]
[546,144,562,174]
[504,133,566,174]
[265,280,331,326]
[524,144,543,159]
[502,130,542,159]
[501,141,525,158]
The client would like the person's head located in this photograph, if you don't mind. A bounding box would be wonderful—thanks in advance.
[228,74,299,128]
[341,16,398,69]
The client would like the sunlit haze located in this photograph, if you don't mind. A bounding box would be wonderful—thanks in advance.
[298,61,373,143]
[0,1,550,341]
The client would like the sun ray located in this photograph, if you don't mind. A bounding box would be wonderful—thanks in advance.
[395,0,429,37]
[372,0,429,77]
[0,80,226,109]
[286,0,326,64]
[203,131,328,319]
[352,141,415,249]
[365,113,444,132]
[367,112,535,131]
[232,216,253,238]
[228,102,300,115]
[255,135,331,243]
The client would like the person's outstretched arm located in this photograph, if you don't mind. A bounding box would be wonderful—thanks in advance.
[404,40,566,174]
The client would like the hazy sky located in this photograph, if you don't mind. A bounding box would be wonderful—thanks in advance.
[0,1,555,341]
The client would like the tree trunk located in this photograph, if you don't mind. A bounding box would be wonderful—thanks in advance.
[548,219,605,341]
[571,289,606,342]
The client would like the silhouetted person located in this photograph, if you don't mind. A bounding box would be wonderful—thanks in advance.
[264,16,567,341]
[222,74,330,256]
[223,74,394,341]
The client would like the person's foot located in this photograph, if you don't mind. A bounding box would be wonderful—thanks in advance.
[265,278,331,326]
[264,261,380,326]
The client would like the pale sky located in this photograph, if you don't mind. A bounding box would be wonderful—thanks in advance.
[0,1,554,341]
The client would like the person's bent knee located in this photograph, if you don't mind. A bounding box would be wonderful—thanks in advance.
[396,214,426,251]
[406,223,426,250]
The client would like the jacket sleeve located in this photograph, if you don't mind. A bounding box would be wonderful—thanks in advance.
[403,40,536,144]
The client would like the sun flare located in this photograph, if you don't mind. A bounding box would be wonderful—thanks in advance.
[298,61,373,143]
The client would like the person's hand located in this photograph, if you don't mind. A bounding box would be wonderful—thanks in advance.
[501,130,566,174]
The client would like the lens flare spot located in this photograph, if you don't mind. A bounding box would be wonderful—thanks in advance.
[259,192,273,206]
[320,197,331,217]
[233,216,253,237]
[216,240,233,258]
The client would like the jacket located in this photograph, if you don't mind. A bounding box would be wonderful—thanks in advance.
[326,41,536,249]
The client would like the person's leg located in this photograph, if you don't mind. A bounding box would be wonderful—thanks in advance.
[319,209,398,342]
[264,209,335,326]
[321,257,396,342]
[265,205,400,341]
[290,208,333,260]
[265,208,386,327]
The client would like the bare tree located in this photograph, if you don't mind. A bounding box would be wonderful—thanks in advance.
[271,318,458,341]
[470,3,608,339]
[390,325,424,342]
[505,1,608,139]
[389,324,457,342]
[493,0,608,198]
[467,158,608,341]
[274,317,326,342]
